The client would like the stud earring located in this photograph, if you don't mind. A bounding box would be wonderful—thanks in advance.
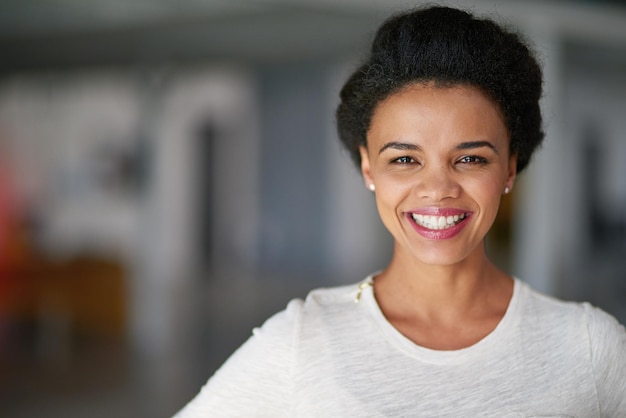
[369,184,376,192]
[504,187,510,194]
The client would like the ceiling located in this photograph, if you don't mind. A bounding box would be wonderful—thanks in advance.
[1,0,625,73]
[0,0,382,72]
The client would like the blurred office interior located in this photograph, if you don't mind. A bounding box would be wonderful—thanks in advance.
[0,0,625,416]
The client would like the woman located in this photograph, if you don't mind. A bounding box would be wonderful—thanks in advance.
[176,6,626,416]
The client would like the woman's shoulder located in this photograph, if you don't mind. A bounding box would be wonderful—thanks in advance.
[516,278,625,346]
[303,281,364,306]
[516,279,588,318]
[517,279,620,319]
[255,279,366,334]
[513,280,626,412]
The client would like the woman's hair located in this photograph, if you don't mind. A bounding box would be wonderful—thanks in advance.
[336,6,544,173]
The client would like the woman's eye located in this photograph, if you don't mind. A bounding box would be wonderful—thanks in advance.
[458,155,488,164]
[392,156,415,164]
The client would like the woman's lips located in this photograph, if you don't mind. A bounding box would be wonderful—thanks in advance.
[405,208,472,239]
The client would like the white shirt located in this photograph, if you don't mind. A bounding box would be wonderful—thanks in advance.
[175,277,626,417]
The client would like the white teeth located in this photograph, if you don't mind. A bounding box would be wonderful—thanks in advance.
[411,213,467,230]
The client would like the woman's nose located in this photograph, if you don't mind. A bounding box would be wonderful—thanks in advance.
[415,164,460,201]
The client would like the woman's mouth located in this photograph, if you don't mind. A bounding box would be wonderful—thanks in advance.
[406,209,472,240]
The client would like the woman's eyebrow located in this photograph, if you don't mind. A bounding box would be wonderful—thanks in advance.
[378,141,422,154]
[379,140,498,154]
[456,141,499,154]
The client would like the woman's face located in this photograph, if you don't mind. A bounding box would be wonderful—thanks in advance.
[360,83,516,267]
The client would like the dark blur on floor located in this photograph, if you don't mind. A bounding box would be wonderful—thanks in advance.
[0,268,315,418]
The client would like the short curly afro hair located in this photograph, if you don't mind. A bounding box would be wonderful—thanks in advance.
[336,6,544,174]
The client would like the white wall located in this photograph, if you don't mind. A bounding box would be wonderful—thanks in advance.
[0,67,262,357]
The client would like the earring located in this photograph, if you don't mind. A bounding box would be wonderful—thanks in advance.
[369,184,376,192]
[504,186,510,194]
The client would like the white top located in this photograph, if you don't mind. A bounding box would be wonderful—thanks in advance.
[174,277,626,417]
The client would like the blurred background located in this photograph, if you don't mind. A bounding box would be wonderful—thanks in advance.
[0,0,624,416]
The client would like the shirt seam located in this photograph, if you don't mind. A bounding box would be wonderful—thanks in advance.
[583,303,602,416]
[289,299,303,416]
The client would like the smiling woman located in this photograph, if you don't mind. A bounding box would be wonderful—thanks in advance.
[174,6,626,417]
[360,83,514,272]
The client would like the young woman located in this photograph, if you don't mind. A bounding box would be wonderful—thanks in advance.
[176,6,626,416]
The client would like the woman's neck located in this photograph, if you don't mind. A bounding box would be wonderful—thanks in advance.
[373,242,513,326]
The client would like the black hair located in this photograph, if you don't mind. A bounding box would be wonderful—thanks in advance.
[336,6,544,173]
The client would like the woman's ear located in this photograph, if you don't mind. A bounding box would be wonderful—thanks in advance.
[505,153,517,193]
[359,145,374,190]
